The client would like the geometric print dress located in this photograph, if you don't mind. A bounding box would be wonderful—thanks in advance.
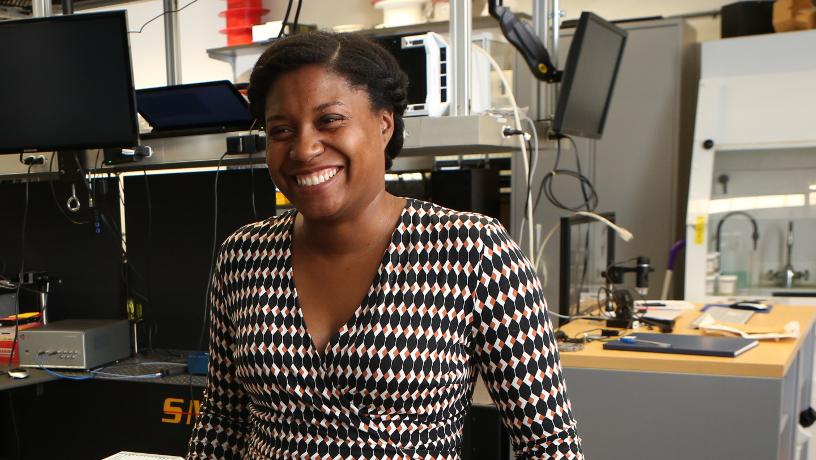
[187,198,583,459]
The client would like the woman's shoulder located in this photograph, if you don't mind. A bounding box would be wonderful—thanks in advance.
[405,198,503,234]
[219,209,297,253]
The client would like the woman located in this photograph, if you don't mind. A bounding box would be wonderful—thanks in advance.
[188,31,583,459]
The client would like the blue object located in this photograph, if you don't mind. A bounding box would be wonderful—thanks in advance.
[187,352,209,375]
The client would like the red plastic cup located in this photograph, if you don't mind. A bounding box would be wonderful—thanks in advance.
[219,7,268,29]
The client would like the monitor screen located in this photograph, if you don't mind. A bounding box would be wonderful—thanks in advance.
[554,12,627,139]
[136,81,253,133]
[0,11,138,154]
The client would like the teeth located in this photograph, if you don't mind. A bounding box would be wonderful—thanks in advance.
[296,168,338,187]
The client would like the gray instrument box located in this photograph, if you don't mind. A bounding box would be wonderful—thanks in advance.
[18,319,130,370]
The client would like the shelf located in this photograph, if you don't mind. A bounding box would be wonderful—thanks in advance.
[206,15,512,63]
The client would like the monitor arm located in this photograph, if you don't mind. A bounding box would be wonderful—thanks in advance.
[488,0,562,82]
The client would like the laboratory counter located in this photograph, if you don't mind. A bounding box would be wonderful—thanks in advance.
[558,303,816,460]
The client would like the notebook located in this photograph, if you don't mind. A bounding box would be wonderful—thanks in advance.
[603,333,759,358]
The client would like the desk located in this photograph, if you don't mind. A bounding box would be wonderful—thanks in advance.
[559,304,816,460]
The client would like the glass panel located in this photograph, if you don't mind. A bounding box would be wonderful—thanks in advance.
[706,147,816,297]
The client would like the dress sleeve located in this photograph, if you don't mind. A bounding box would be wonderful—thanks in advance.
[187,243,250,459]
[472,219,583,459]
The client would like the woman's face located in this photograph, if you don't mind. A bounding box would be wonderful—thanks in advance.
[264,64,394,221]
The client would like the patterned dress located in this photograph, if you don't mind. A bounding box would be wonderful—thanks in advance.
[187,198,582,459]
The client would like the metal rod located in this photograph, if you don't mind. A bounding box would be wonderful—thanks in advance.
[164,0,182,85]
[549,0,560,116]
[533,0,549,120]
[449,0,471,116]
[61,0,74,15]
[32,0,52,17]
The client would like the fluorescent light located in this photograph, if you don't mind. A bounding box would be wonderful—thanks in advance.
[810,184,816,191]
[709,193,806,214]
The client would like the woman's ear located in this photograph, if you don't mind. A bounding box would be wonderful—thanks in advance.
[380,109,395,144]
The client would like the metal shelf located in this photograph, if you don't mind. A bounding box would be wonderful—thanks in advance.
[0,114,519,178]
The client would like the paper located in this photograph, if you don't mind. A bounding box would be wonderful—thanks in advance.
[103,452,183,460]
[696,313,800,340]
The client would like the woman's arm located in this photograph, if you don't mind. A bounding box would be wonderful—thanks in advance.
[472,220,583,459]
[187,244,250,459]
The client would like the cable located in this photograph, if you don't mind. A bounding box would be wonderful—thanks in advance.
[534,137,599,212]
[7,393,21,460]
[35,353,94,381]
[8,165,32,366]
[48,154,88,225]
[472,43,534,257]
[277,0,294,38]
[129,0,200,34]
[196,153,230,354]
[292,0,303,33]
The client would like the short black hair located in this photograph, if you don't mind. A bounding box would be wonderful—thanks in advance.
[248,31,409,169]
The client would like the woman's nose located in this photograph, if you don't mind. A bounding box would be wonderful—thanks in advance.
[289,127,324,162]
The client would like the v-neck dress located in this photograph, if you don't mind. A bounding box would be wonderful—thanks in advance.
[187,198,583,459]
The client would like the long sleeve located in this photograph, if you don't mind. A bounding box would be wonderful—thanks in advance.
[187,242,250,459]
[472,219,583,459]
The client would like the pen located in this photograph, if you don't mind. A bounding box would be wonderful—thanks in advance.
[639,301,666,307]
[620,336,671,348]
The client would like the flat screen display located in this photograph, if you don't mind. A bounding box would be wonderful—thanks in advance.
[0,11,138,153]
[136,81,253,133]
[554,12,627,139]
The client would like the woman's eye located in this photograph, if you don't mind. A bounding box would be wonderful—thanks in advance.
[268,126,292,138]
[321,116,345,126]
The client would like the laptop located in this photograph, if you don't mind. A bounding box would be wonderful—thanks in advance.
[136,80,254,139]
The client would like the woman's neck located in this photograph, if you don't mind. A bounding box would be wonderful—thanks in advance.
[295,191,405,258]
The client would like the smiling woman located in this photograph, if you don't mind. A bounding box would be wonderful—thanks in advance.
[186,31,584,460]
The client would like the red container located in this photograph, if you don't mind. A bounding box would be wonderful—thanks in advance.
[220,26,254,46]
[227,0,262,8]
[220,7,268,29]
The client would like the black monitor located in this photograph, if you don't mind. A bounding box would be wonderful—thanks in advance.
[0,11,138,154]
[554,12,627,139]
[136,80,253,136]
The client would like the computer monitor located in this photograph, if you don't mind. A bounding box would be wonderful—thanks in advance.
[553,12,627,139]
[0,11,138,154]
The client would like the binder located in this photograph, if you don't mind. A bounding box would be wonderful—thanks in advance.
[603,333,759,357]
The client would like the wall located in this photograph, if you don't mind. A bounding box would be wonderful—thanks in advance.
[83,0,382,88]
[82,0,730,89]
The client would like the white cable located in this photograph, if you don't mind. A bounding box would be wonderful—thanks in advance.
[573,211,634,242]
[473,43,535,257]
[534,212,635,287]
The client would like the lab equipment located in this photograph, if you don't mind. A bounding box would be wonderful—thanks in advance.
[0,11,138,154]
[372,32,449,117]
[18,319,130,370]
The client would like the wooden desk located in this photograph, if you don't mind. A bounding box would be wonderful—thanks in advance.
[559,304,816,460]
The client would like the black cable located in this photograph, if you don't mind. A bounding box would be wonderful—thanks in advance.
[48,154,88,225]
[248,151,259,221]
[197,152,229,353]
[292,0,303,33]
[7,392,21,459]
[129,0,200,34]
[533,136,599,212]
[190,152,230,402]
[9,165,32,367]
[143,169,156,351]
[277,0,294,38]
[523,138,534,223]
